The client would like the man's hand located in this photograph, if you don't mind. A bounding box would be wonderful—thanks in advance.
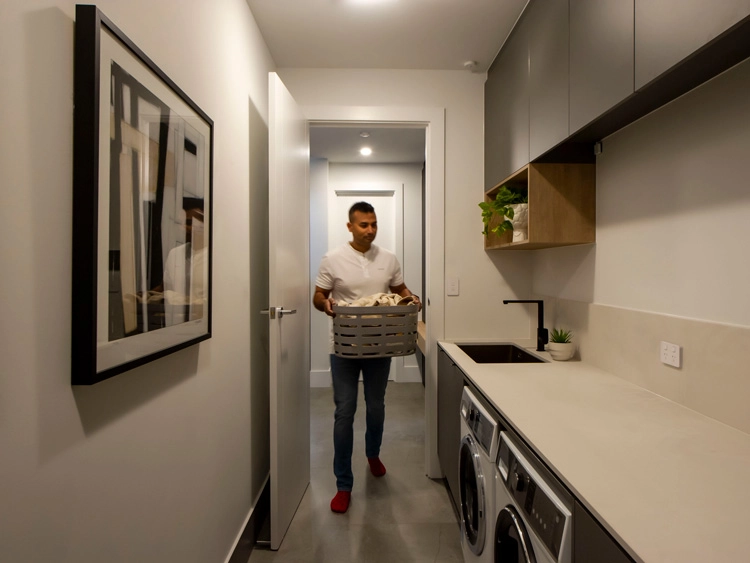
[323,297,336,317]
[313,286,337,317]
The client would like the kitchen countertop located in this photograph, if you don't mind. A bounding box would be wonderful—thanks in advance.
[439,340,750,563]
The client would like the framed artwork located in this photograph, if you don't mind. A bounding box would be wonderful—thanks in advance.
[72,5,213,385]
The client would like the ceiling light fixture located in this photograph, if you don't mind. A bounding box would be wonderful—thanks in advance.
[463,60,479,72]
[360,147,372,156]
[359,131,370,138]
[347,0,398,5]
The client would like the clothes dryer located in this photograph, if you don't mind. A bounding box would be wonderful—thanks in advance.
[458,387,499,563]
[494,431,573,563]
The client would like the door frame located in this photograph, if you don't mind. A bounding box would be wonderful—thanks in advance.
[304,105,445,478]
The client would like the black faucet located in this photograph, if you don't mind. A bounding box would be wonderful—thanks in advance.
[502,300,548,352]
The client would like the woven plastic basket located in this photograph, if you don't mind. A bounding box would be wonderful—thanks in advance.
[332,304,418,358]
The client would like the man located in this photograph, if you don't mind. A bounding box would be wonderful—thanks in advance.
[313,201,421,514]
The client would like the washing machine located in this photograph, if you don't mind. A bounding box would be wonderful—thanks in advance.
[494,431,573,563]
[458,387,500,562]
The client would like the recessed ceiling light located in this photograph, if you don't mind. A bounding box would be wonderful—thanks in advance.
[360,147,372,156]
[359,131,370,138]
[347,0,398,5]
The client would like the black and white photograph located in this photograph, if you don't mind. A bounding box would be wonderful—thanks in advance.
[72,5,213,384]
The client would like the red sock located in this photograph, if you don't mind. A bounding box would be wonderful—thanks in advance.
[330,491,351,513]
[368,457,387,477]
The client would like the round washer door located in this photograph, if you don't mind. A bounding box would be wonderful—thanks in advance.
[494,505,536,563]
[459,434,487,555]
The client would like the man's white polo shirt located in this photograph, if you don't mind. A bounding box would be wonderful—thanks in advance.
[315,243,404,353]
[315,243,404,304]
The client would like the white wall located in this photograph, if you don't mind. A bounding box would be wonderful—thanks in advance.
[534,56,750,325]
[309,158,331,383]
[531,56,750,432]
[0,1,274,561]
[279,69,533,343]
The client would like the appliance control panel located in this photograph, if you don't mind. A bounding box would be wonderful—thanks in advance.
[460,388,498,458]
[509,457,566,558]
[500,433,572,561]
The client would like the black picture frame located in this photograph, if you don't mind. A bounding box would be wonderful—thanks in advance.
[72,4,213,385]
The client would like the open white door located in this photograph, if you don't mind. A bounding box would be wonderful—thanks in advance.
[266,72,310,550]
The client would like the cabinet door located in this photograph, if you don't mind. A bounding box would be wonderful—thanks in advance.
[570,0,634,134]
[437,348,464,510]
[528,0,569,161]
[635,0,750,89]
[485,19,529,189]
[574,501,634,563]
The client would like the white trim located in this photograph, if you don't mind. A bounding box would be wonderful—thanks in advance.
[310,369,331,388]
[223,474,270,563]
[302,105,445,478]
[395,364,422,383]
[334,189,395,197]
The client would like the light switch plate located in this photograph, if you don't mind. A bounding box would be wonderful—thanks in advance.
[660,341,681,368]
[446,277,459,296]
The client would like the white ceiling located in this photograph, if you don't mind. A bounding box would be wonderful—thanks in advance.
[310,125,426,163]
[247,0,529,163]
[246,0,528,73]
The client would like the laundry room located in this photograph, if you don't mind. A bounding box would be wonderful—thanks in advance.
[3,1,750,562]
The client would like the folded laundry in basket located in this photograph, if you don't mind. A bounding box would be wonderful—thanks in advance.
[332,294,418,358]
[337,293,416,307]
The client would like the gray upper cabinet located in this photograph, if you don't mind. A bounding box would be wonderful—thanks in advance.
[485,0,750,189]
[528,0,569,161]
[485,19,529,189]
[570,0,634,134]
[635,0,750,89]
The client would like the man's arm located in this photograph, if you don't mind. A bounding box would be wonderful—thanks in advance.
[390,283,422,311]
[313,285,335,317]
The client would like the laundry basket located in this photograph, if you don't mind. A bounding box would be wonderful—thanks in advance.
[332,304,419,358]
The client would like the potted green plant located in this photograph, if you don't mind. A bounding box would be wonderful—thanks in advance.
[479,185,529,240]
[547,328,575,361]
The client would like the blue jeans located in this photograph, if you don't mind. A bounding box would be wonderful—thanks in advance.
[330,354,391,491]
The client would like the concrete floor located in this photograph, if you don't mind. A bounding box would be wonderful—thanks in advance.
[248,382,463,563]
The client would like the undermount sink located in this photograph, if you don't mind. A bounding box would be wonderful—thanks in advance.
[457,343,546,364]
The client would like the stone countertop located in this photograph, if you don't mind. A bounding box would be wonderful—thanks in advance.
[439,340,750,563]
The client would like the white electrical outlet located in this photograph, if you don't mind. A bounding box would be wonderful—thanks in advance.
[660,341,681,368]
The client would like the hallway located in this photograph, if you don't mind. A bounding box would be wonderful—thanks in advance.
[248,383,462,562]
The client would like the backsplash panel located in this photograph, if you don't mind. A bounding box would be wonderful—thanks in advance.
[546,297,750,435]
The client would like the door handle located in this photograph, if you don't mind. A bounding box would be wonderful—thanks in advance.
[260,307,297,319]
[260,308,275,319]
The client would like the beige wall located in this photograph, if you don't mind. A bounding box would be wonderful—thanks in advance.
[533,56,750,433]
[0,1,274,561]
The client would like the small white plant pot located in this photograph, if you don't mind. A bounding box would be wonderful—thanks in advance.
[547,342,575,361]
[507,203,528,242]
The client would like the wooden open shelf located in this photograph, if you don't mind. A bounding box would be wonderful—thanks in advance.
[484,163,596,250]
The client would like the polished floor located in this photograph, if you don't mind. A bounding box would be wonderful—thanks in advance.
[248,382,463,563]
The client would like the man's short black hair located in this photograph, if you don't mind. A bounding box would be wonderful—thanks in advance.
[348,201,375,221]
